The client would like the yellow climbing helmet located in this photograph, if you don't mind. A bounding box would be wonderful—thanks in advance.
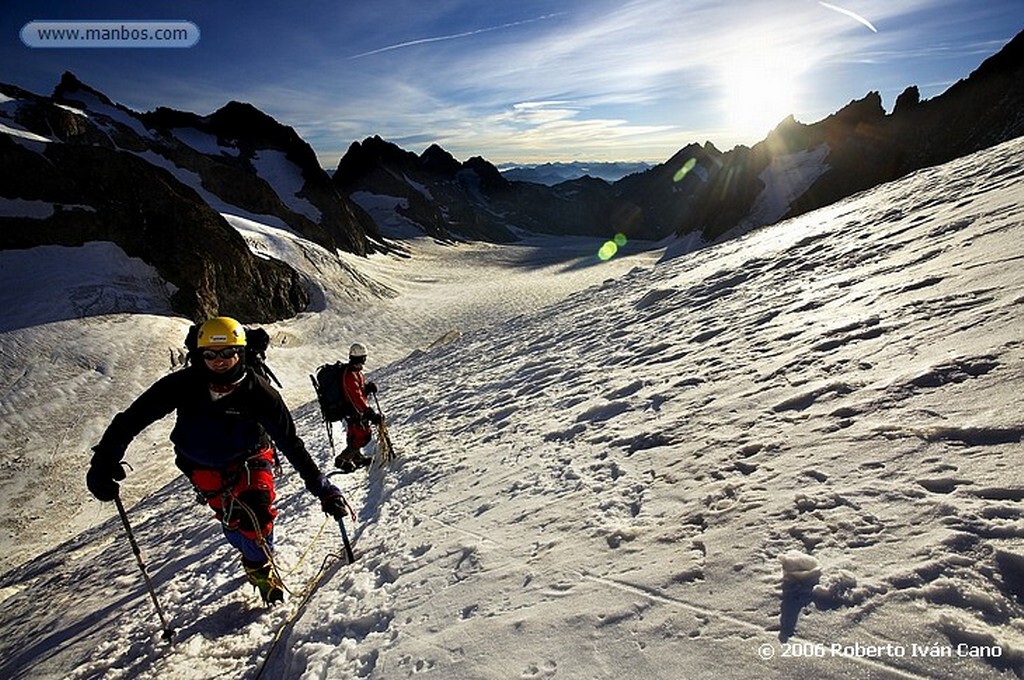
[196,316,247,348]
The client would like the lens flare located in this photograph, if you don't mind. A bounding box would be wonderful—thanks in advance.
[598,241,618,261]
[673,158,697,183]
[598,233,628,261]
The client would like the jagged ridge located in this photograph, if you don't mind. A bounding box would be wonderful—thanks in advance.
[0,73,386,323]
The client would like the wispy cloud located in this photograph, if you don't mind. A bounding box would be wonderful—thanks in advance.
[347,12,567,60]
[116,0,1002,165]
[819,1,879,33]
[317,0,945,161]
[440,100,682,163]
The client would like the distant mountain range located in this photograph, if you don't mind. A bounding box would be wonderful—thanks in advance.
[335,29,1024,249]
[2,30,1022,322]
[498,162,652,186]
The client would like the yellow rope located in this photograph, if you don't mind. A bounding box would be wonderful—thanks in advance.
[252,550,347,680]
[206,457,350,601]
[233,496,332,597]
[288,514,331,575]
[376,417,397,466]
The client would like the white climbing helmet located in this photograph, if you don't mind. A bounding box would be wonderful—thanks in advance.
[349,343,367,363]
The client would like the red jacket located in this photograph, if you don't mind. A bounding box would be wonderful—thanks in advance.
[342,365,368,414]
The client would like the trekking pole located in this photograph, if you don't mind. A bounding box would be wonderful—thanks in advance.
[113,492,176,642]
[310,375,336,455]
[261,360,283,388]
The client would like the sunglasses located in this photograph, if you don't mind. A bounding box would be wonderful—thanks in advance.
[201,347,244,360]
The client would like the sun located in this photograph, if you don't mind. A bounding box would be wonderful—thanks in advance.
[720,50,805,140]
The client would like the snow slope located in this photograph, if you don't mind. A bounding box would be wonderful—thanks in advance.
[1,137,1023,679]
[0,217,657,575]
[734,144,831,235]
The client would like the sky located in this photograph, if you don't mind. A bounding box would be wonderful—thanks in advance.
[2,0,1022,166]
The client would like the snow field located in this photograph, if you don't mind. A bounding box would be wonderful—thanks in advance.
[0,136,1022,679]
[323,137,1024,678]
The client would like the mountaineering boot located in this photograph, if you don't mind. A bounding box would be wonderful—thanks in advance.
[243,559,284,605]
[334,446,371,474]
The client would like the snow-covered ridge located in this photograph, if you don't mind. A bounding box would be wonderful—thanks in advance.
[60,88,155,140]
[170,126,239,157]
[0,137,1022,678]
[0,120,51,144]
[738,144,831,233]
[1,76,375,278]
[251,149,323,223]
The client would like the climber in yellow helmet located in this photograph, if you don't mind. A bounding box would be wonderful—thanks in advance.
[87,316,347,605]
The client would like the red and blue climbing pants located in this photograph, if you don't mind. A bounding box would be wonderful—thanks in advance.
[188,448,278,564]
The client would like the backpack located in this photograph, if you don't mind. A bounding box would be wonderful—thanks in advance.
[310,361,357,422]
[183,324,282,387]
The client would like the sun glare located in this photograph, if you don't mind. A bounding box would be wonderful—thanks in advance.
[720,49,804,141]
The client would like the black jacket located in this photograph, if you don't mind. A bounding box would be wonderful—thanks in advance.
[92,366,324,493]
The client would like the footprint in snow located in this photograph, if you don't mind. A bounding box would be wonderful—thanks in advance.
[521,660,558,679]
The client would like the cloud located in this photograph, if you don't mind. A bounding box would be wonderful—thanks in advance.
[435,100,681,163]
[347,12,567,60]
[818,1,879,33]
[137,0,974,164]
[309,0,936,161]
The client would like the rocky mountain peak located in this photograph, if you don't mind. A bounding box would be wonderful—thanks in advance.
[52,71,116,108]
[207,100,296,148]
[1,74,384,323]
[665,142,718,167]
[893,86,921,115]
[969,29,1024,81]
[462,156,509,191]
[829,91,886,125]
[420,144,461,175]
[334,136,420,185]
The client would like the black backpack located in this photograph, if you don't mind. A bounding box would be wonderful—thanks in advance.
[310,361,357,422]
[183,324,282,387]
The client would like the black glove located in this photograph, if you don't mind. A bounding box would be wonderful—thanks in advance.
[86,460,126,502]
[363,408,382,426]
[317,480,349,519]
[365,381,378,395]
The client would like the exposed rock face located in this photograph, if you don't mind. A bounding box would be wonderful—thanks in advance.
[142,99,378,256]
[893,86,921,115]
[0,128,307,322]
[612,142,724,239]
[335,136,663,241]
[0,73,385,323]
[334,136,518,242]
